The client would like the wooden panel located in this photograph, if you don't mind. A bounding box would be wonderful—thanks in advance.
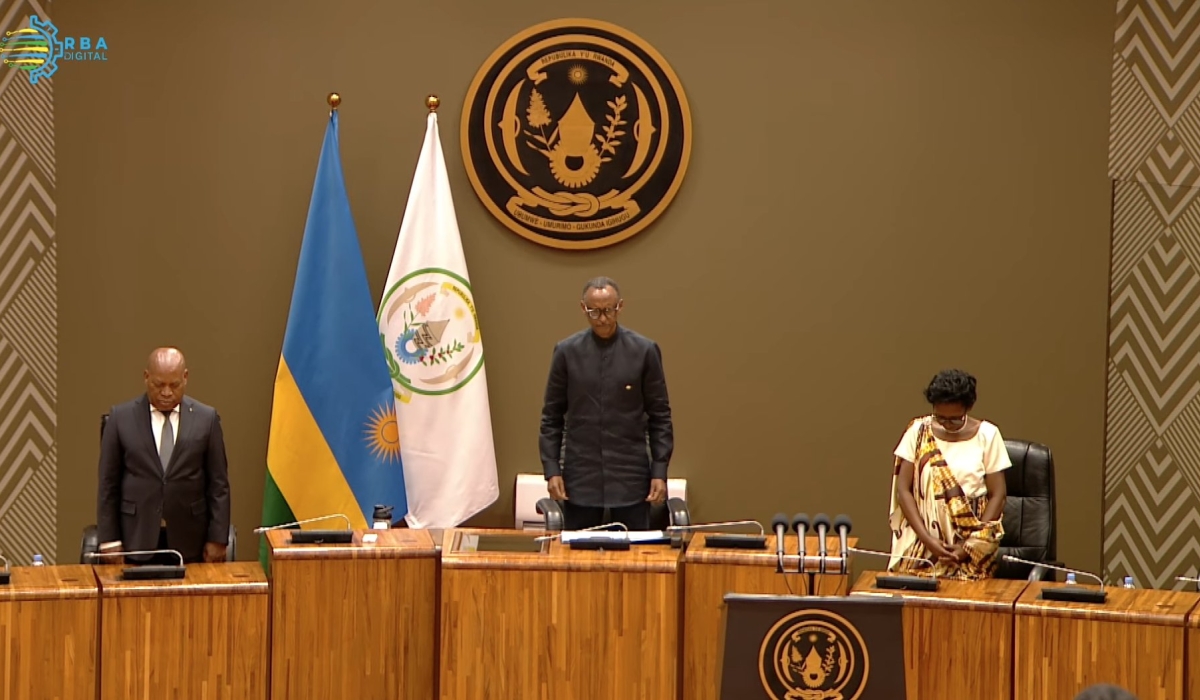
[850,572,1024,700]
[268,529,438,700]
[97,562,268,700]
[1014,583,1199,700]
[440,528,680,700]
[682,535,854,700]
[265,528,435,560]
[1188,628,1200,700]
[1015,582,1198,623]
[94,561,266,597]
[0,565,97,700]
[441,527,681,572]
[851,570,1027,612]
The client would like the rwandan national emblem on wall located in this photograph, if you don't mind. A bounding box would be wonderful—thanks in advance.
[461,18,692,250]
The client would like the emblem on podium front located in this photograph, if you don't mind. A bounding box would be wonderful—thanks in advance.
[758,609,869,700]
[461,18,692,250]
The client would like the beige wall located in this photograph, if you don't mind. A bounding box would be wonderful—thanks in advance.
[52,0,1115,569]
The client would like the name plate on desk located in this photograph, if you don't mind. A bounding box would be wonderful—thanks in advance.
[289,529,354,544]
[875,574,939,592]
[459,534,546,553]
[703,534,768,550]
[1040,586,1107,604]
[121,565,186,581]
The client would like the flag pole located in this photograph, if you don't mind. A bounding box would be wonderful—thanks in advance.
[426,94,439,112]
[328,92,341,116]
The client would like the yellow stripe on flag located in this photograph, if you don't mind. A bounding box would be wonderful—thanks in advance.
[266,358,369,529]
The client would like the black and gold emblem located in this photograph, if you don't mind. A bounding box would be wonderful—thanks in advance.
[758,610,869,700]
[461,18,692,250]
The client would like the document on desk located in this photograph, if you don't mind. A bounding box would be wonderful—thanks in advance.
[560,530,666,543]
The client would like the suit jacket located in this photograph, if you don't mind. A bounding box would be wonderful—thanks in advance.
[96,394,231,562]
[539,326,674,507]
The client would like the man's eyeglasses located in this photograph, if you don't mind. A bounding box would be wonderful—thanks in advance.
[584,304,621,319]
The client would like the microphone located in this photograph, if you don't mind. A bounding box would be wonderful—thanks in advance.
[0,553,9,585]
[833,515,852,553]
[848,546,938,591]
[771,513,788,573]
[85,549,186,580]
[664,520,767,550]
[813,513,831,559]
[254,514,354,544]
[791,513,810,561]
[1177,575,1200,591]
[1002,555,1107,603]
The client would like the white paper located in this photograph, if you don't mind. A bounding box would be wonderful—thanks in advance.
[560,530,665,543]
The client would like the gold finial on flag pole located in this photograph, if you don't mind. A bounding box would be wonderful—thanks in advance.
[426,94,440,113]
[327,92,342,111]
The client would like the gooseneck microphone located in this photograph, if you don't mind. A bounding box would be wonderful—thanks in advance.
[833,515,852,563]
[86,549,187,581]
[254,514,354,544]
[1002,555,1108,604]
[0,553,9,585]
[848,546,939,591]
[771,513,789,573]
[813,513,832,559]
[791,513,810,561]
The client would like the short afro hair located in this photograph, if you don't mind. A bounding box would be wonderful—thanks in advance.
[923,369,977,410]
[582,276,620,298]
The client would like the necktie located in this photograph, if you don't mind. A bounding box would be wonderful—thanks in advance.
[159,410,175,472]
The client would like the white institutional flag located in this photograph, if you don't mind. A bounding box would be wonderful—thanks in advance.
[378,111,499,528]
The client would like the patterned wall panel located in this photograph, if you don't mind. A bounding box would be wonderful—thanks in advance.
[0,0,55,565]
[1105,0,1200,588]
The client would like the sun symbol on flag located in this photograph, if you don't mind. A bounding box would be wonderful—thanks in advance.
[364,403,401,462]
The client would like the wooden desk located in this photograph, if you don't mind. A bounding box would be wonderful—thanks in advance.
[96,562,268,700]
[682,534,855,700]
[1015,582,1199,700]
[1186,596,1200,700]
[850,570,1026,700]
[439,528,681,700]
[267,528,437,700]
[0,565,97,700]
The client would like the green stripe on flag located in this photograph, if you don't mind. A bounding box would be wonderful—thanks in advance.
[259,469,296,574]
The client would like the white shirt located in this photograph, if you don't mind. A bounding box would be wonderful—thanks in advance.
[893,418,1012,499]
[151,402,180,452]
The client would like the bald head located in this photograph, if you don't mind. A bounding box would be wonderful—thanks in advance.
[144,347,188,411]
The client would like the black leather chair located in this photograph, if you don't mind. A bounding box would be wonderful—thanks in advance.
[995,438,1056,581]
[80,412,236,563]
[535,497,691,532]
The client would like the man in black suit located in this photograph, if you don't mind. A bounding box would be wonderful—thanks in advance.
[96,347,231,564]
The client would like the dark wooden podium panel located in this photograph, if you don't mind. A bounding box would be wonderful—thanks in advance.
[850,570,1026,700]
[96,562,268,700]
[718,594,905,700]
[0,565,97,700]
[683,534,855,700]
[440,528,681,700]
[267,528,438,700]
[1015,582,1199,700]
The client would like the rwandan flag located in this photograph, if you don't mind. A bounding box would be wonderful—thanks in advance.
[259,110,407,568]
